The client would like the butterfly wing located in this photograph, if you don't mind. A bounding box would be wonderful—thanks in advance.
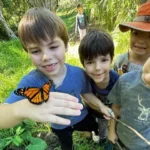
[41,80,53,103]
[14,80,53,105]
[14,87,41,104]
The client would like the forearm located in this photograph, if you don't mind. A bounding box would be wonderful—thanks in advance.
[108,118,116,133]
[0,92,84,129]
[82,93,104,111]
[108,104,121,133]
[0,101,26,129]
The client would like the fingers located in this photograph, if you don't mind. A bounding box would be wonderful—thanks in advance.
[50,92,79,102]
[45,114,71,125]
[48,106,81,116]
[48,95,83,110]
[54,100,83,109]
[103,115,111,120]
[102,108,115,120]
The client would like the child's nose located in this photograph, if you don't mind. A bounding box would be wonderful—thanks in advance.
[95,62,101,70]
[42,51,52,61]
[138,39,145,44]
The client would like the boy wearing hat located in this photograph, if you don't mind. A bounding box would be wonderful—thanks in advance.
[113,2,150,75]
[108,4,150,149]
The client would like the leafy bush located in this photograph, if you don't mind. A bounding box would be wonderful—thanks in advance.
[0,120,48,150]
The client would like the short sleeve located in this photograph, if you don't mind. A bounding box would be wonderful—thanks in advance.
[80,70,92,94]
[5,71,47,104]
[107,78,122,105]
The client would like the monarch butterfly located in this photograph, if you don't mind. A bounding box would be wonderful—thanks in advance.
[14,80,53,105]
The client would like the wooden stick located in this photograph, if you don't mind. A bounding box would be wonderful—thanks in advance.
[115,140,123,150]
[110,115,150,146]
[83,99,150,146]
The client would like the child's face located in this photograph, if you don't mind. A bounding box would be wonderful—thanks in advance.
[26,36,67,78]
[77,7,83,14]
[130,29,150,56]
[83,54,111,84]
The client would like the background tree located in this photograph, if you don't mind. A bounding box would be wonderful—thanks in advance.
[0,0,16,39]
[0,0,144,40]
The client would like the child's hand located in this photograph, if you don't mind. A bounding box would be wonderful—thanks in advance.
[100,105,114,119]
[18,92,83,125]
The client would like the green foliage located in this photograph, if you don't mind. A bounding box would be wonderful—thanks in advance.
[0,120,48,150]
[58,7,77,33]
[0,0,139,39]
[25,137,47,150]
[85,0,137,31]
[73,131,104,150]
[112,29,130,60]
[0,39,33,101]
[0,0,30,39]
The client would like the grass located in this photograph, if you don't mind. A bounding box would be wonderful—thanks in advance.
[0,39,34,102]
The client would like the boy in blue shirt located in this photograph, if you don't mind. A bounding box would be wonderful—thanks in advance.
[5,8,111,150]
[78,29,119,145]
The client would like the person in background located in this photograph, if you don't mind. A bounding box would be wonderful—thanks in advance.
[75,4,88,41]
[0,92,83,129]
[113,2,150,75]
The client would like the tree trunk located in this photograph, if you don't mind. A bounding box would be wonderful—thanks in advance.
[0,9,17,39]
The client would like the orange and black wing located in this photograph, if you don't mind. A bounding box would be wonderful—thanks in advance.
[38,80,53,104]
[14,80,53,105]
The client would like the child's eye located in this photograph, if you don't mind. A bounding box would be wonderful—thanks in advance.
[102,59,108,62]
[50,46,58,49]
[86,61,93,64]
[134,32,138,35]
[132,30,138,35]
[30,50,40,54]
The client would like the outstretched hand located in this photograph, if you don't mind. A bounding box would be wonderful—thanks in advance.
[17,92,83,125]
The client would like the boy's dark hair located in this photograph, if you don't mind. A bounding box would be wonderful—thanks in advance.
[18,7,69,52]
[78,29,114,66]
[77,4,83,8]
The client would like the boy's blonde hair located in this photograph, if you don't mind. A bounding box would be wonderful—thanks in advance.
[18,7,69,51]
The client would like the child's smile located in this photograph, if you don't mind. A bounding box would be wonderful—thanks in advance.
[43,63,58,72]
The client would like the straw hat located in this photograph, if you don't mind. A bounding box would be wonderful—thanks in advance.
[119,2,150,32]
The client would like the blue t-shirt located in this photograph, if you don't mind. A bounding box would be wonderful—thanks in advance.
[108,70,150,150]
[5,64,92,129]
[91,70,119,104]
[87,70,119,118]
